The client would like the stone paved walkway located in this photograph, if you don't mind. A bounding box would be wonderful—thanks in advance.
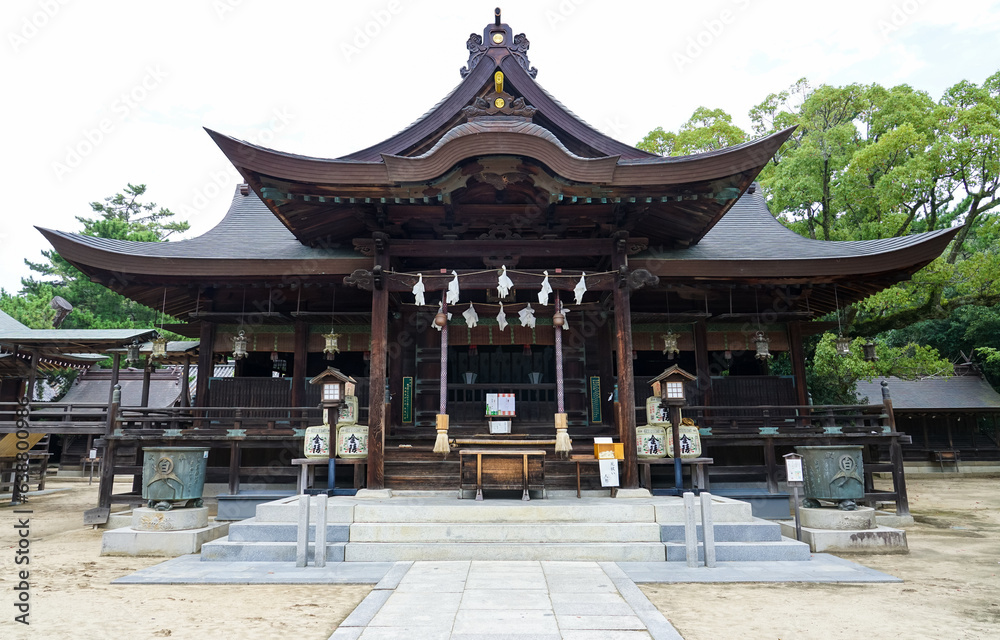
[330,560,683,640]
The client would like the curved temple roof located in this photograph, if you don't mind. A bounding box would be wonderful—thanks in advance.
[37,12,958,319]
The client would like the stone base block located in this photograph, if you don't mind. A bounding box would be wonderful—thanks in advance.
[354,489,393,500]
[132,507,209,531]
[800,506,875,530]
[614,488,653,499]
[874,511,914,527]
[101,521,229,557]
[779,522,908,554]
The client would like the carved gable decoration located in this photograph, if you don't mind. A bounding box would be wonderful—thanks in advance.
[462,70,537,119]
[459,9,538,79]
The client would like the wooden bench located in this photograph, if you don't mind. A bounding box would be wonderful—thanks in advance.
[459,449,545,501]
[639,457,714,494]
[291,457,367,493]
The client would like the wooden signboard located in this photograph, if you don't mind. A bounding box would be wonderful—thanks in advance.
[402,376,413,424]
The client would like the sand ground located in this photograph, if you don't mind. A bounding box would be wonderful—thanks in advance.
[1,475,998,639]
[643,475,1000,639]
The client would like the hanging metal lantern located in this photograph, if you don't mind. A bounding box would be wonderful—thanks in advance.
[322,333,341,360]
[151,334,168,359]
[862,340,878,362]
[754,331,772,360]
[232,330,248,360]
[125,339,141,366]
[661,333,680,360]
[836,333,852,357]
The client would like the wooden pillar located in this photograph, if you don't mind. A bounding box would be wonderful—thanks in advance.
[367,235,389,490]
[26,350,39,402]
[882,381,910,516]
[180,354,191,407]
[693,319,711,406]
[597,312,614,426]
[788,321,809,406]
[612,235,638,489]
[107,353,121,410]
[140,357,152,407]
[291,319,308,407]
[98,385,121,510]
[196,322,215,408]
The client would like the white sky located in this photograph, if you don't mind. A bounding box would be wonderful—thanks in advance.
[2,0,999,294]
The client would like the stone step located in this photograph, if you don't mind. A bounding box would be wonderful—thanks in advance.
[665,538,811,562]
[226,519,351,543]
[353,503,657,524]
[254,498,355,523]
[200,538,346,563]
[654,497,753,523]
[344,542,667,562]
[659,521,784,543]
[349,522,661,543]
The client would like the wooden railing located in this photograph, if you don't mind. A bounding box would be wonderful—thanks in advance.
[114,406,323,435]
[681,404,892,436]
[0,402,110,434]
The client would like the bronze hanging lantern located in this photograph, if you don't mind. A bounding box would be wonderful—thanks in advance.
[232,330,248,360]
[322,333,341,360]
[151,334,168,359]
[125,339,141,366]
[862,340,878,362]
[836,333,852,357]
[661,333,680,360]
[552,309,565,328]
[754,331,772,360]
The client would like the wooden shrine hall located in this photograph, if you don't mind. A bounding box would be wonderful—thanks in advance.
[38,11,957,510]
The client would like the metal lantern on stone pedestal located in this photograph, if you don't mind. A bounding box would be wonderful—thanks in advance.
[232,330,248,360]
[836,333,852,357]
[753,331,772,360]
[322,333,341,360]
[648,365,697,494]
[151,334,168,360]
[125,339,141,366]
[661,332,680,360]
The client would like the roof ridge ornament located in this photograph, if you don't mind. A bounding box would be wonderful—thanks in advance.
[461,70,538,119]
[460,8,538,79]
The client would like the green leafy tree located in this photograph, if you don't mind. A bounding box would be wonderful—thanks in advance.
[808,334,953,404]
[637,107,746,156]
[4,183,188,330]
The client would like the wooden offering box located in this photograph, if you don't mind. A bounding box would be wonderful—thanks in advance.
[459,449,545,501]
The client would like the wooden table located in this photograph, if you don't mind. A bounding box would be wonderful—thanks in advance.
[459,449,545,501]
[569,454,619,498]
[291,457,366,494]
[639,457,714,493]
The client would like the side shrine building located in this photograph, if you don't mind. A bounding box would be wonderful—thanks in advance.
[39,13,957,510]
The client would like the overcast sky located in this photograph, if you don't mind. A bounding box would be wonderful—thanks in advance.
[2,0,999,294]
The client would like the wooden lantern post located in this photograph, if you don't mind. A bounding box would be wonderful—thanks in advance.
[650,365,696,494]
[309,367,356,495]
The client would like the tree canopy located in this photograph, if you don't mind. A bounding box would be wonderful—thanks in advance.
[1,183,188,330]
[639,70,1000,391]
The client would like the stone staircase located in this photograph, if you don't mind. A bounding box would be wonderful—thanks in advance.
[201,492,811,563]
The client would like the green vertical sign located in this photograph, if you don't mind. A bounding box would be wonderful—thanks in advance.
[589,376,602,423]
[402,376,414,424]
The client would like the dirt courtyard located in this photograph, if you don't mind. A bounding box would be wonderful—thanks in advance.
[1,474,998,639]
[643,474,1000,639]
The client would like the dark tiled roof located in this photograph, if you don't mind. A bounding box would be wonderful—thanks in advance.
[636,188,955,262]
[60,367,184,408]
[856,376,1000,411]
[38,187,357,261]
[42,185,950,264]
